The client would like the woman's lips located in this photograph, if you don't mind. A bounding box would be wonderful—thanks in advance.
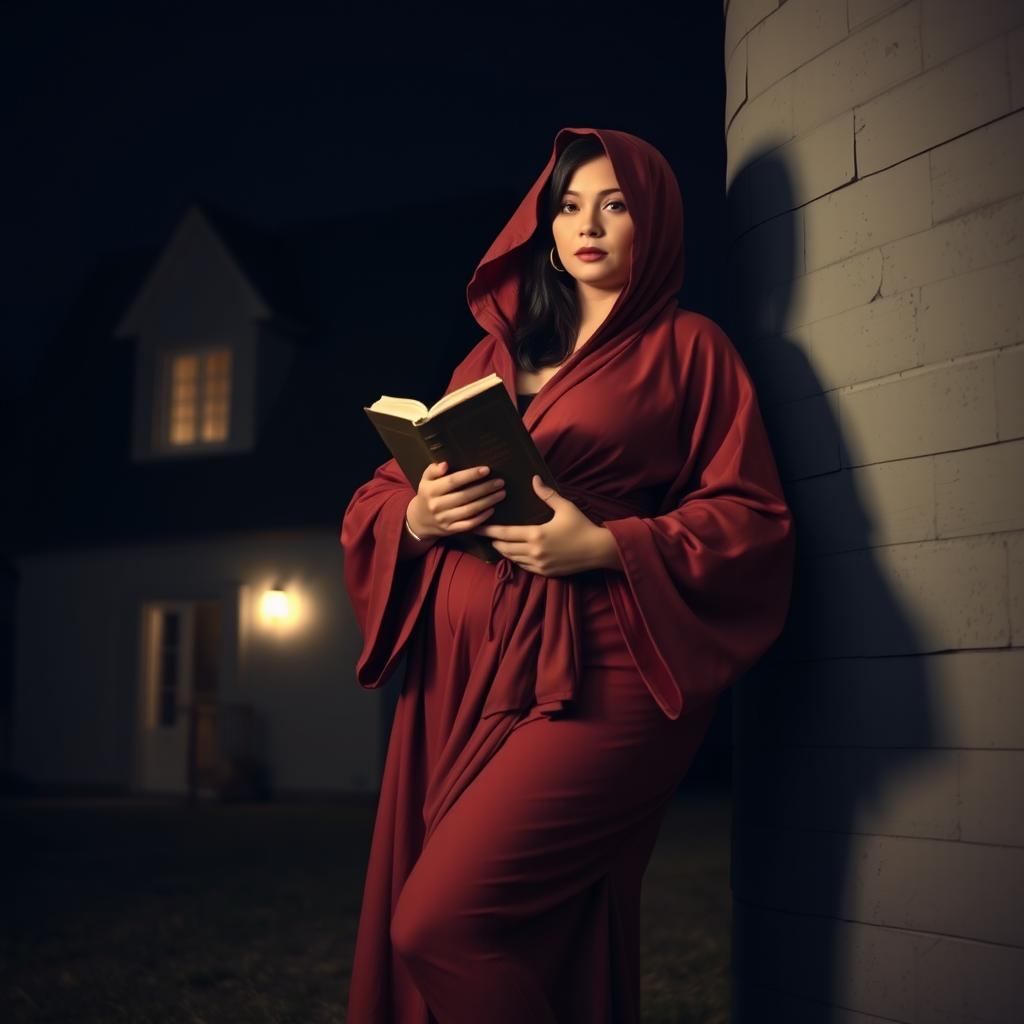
[576,251,607,262]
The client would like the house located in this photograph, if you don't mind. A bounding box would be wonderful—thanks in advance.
[4,192,516,799]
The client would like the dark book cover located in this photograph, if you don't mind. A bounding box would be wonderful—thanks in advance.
[363,378,558,563]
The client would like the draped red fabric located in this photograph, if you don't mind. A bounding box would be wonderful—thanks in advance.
[341,125,795,723]
[339,126,795,1022]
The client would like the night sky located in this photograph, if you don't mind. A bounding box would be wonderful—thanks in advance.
[3,3,729,399]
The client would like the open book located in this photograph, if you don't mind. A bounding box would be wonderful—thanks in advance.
[363,373,558,563]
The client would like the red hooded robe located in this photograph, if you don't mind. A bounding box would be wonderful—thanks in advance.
[340,126,795,1022]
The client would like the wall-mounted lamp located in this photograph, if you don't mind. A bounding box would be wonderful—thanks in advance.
[260,581,292,625]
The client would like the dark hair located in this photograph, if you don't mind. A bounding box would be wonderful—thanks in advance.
[510,135,608,372]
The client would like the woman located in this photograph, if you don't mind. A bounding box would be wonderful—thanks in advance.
[340,126,795,1023]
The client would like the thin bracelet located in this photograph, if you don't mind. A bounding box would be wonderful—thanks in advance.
[404,514,425,541]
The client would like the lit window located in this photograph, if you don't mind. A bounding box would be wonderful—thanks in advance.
[167,347,232,446]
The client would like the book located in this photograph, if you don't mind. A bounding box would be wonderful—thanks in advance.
[363,373,559,563]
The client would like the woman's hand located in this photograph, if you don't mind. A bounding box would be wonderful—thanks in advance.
[406,460,506,540]
[473,475,620,576]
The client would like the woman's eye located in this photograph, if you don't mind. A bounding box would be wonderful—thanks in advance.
[559,200,627,213]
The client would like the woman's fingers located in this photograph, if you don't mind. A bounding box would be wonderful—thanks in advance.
[416,462,509,535]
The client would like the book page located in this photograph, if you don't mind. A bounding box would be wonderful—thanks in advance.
[366,396,430,420]
[427,373,504,418]
[367,373,504,422]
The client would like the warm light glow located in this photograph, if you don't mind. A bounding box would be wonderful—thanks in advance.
[261,588,291,624]
[168,347,232,446]
[244,580,313,639]
[169,353,199,444]
[201,349,231,441]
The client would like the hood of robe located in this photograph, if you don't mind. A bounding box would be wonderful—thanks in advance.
[465,126,685,371]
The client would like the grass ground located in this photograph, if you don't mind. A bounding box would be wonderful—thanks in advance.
[1,785,731,1023]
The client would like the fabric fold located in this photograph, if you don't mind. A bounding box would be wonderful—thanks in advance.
[340,456,446,691]
[600,319,796,718]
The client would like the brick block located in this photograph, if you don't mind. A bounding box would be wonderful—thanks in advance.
[724,212,805,346]
[747,0,848,99]
[922,0,1024,68]
[726,34,747,126]
[935,438,1024,537]
[727,203,805,290]
[807,289,921,390]
[733,825,1024,945]
[785,535,1010,657]
[873,536,1010,651]
[741,330,822,406]
[725,0,780,64]
[735,649,1024,749]
[726,74,794,192]
[849,0,911,31]
[788,451,933,555]
[882,193,1024,296]
[735,745,959,838]
[731,904,917,1019]
[930,108,1024,223]
[837,355,996,465]
[733,903,1024,1022]
[793,0,921,135]
[915,933,1024,1023]
[1012,26,1024,108]
[880,536,1015,647]
[995,343,1024,439]
[1010,530,1024,643]
[764,391,842,479]
[750,111,856,226]
[785,248,883,331]
[960,750,1024,845]
[806,154,931,271]
[920,255,1024,362]
[854,36,1008,176]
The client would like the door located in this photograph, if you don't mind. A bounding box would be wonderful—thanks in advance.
[137,599,223,795]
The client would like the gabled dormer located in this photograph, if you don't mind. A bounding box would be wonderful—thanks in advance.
[114,200,303,462]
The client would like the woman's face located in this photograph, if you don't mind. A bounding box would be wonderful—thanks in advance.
[551,155,634,295]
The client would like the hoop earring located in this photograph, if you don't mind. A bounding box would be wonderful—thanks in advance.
[549,246,566,273]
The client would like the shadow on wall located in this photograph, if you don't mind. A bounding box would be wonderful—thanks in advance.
[723,149,943,1017]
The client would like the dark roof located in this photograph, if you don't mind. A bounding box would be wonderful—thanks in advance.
[7,189,520,555]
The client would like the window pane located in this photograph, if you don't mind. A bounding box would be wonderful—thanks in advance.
[172,355,198,384]
[165,348,233,447]
[169,354,199,447]
[170,416,196,445]
[201,349,232,442]
[205,349,231,378]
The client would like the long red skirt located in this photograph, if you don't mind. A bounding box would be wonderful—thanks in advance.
[345,547,717,1023]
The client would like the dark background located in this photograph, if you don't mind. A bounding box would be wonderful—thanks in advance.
[1,3,735,781]
[3,2,731,397]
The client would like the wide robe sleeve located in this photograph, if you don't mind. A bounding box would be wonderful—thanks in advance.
[601,320,796,719]
[340,456,446,690]
[339,343,490,690]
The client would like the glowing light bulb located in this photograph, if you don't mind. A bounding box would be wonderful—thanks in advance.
[262,587,290,623]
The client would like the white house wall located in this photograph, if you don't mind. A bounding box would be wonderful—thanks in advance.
[11,528,381,796]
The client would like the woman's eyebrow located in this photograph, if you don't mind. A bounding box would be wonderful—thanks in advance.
[562,187,624,196]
